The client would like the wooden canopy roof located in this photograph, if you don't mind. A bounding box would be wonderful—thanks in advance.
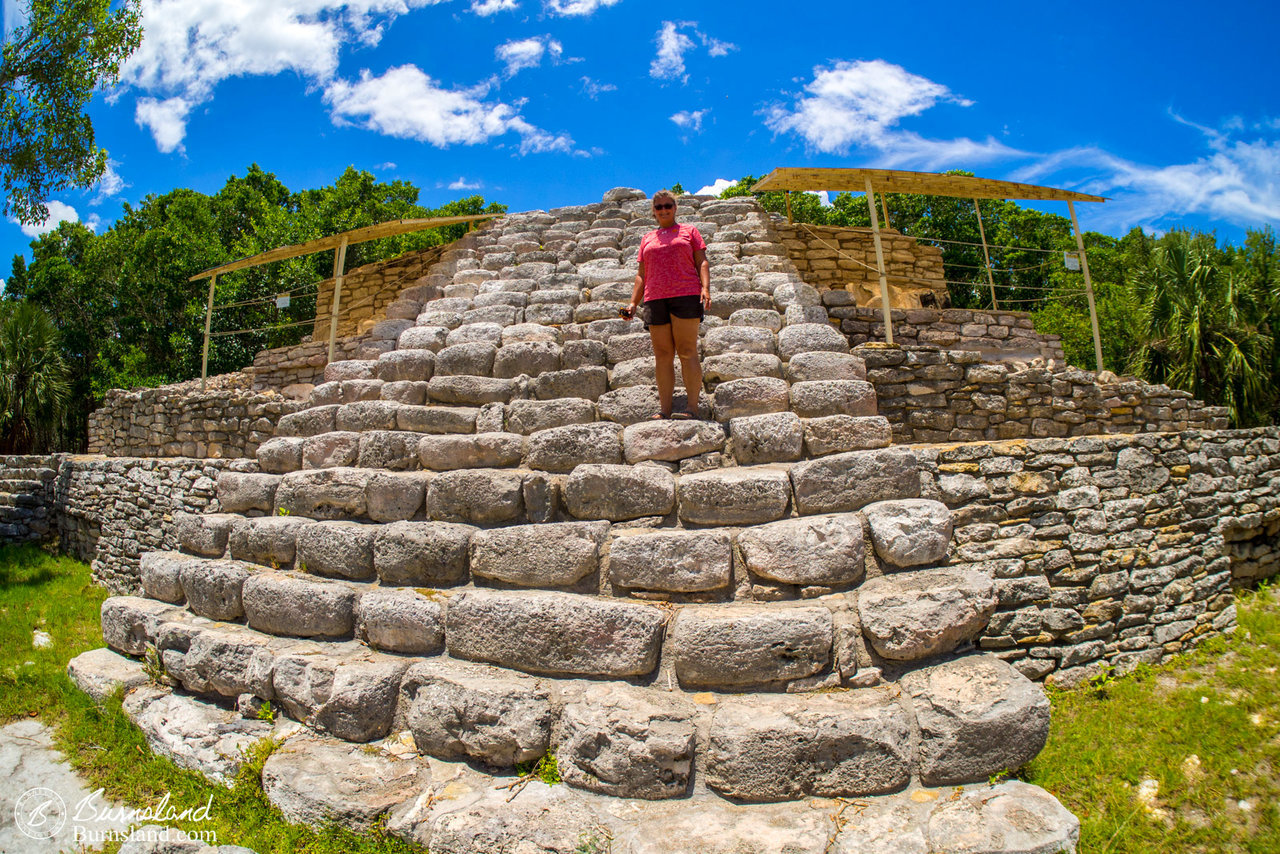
[189,214,499,281]
[750,168,1106,203]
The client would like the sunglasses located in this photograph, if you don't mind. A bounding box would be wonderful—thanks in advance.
[653,203,675,211]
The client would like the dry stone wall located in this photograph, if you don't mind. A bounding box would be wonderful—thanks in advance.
[862,345,1229,444]
[774,220,948,308]
[833,305,1065,361]
[0,455,58,542]
[311,245,448,340]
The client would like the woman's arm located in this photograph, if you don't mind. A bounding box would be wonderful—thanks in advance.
[693,247,710,309]
[628,260,646,316]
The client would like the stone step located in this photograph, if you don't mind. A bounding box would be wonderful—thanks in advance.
[218,445,922,528]
[93,600,1050,798]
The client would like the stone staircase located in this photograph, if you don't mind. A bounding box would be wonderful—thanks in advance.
[81,189,1079,853]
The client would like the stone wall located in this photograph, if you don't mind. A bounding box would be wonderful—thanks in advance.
[832,306,1065,362]
[862,345,1229,444]
[928,428,1280,686]
[774,220,948,309]
[248,336,373,390]
[88,380,306,459]
[311,244,448,340]
[0,455,58,543]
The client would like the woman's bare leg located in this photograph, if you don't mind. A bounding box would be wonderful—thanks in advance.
[670,315,703,416]
[649,322,676,416]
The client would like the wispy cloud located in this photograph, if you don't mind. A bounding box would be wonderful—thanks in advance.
[580,76,616,99]
[449,177,483,190]
[91,161,128,204]
[496,35,562,77]
[544,0,620,16]
[670,109,707,133]
[471,0,518,14]
[650,21,733,84]
[696,177,735,196]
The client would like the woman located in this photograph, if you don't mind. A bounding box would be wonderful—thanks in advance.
[625,190,711,420]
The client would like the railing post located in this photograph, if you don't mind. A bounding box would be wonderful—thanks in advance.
[865,178,894,345]
[1068,201,1105,372]
[973,199,998,310]
[327,236,349,364]
[201,274,216,391]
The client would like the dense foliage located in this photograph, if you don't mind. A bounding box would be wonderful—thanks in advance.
[709,174,1279,427]
[4,164,504,449]
[0,300,68,452]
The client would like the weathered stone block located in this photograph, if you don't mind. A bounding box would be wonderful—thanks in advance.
[365,471,431,522]
[802,415,891,456]
[373,520,473,586]
[426,469,526,524]
[272,651,407,742]
[785,351,867,383]
[229,515,312,567]
[356,588,444,654]
[295,520,377,581]
[862,499,953,567]
[174,512,236,557]
[609,529,733,592]
[790,447,920,515]
[728,412,803,463]
[418,433,525,470]
[257,437,304,474]
[302,432,360,469]
[776,323,850,360]
[525,422,623,472]
[858,568,997,660]
[506,398,597,434]
[140,551,188,603]
[563,463,676,521]
[668,605,832,688]
[789,380,877,418]
[622,420,726,463]
[737,513,865,586]
[242,571,358,638]
[179,558,252,621]
[713,377,790,420]
[470,521,609,587]
[678,467,791,525]
[275,468,373,520]
[217,471,280,513]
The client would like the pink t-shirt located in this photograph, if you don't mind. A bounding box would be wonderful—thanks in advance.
[638,224,706,301]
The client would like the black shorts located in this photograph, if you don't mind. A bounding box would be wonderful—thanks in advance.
[643,294,704,327]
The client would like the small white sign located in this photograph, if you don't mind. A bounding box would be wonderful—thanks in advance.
[1063,251,1080,271]
[275,294,290,309]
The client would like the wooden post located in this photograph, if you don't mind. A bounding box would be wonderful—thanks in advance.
[972,199,998,310]
[327,236,349,364]
[879,192,891,230]
[784,191,793,223]
[1068,201,1105,372]
[864,178,894,345]
[200,275,216,391]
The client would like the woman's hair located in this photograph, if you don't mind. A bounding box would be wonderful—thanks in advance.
[652,189,677,206]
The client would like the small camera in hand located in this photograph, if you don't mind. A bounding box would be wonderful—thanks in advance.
[618,306,635,319]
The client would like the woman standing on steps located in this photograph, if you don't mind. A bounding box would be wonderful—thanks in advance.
[625,189,712,420]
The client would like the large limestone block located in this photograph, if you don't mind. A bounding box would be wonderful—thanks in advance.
[164,625,276,701]
[728,412,803,463]
[336,400,399,432]
[376,348,436,382]
[596,385,664,425]
[295,520,377,581]
[396,404,478,434]
[423,776,609,854]
[67,647,149,702]
[277,404,338,438]
[174,511,236,557]
[918,781,1081,854]
[257,436,304,473]
[229,515,312,567]
[900,655,1051,786]
[862,499,953,567]
[622,419,726,463]
[272,650,408,743]
[140,551,189,603]
[446,322,504,347]
[729,308,783,331]
[435,342,498,377]
[217,471,280,513]
[445,589,667,677]
[356,588,444,654]
[534,366,609,401]
[324,359,376,382]
[712,377,790,420]
[803,415,892,457]
[702,352,784,384]
[494,341,562,378]
[418,433,525,470]
[525,422,623,472]
[776,323,850,360]
[790,447,920,515]
[858,569,997,661]
[785,351,866,383]
[470,521,609,587]
[241,571,358,638]
[365,471,431,522]
[275,467,373,520]
[705,690,912,801]
[789,380,876,418]
[398,325,449,351]
[737,513,866,586]
[668,604,832,688]
[427,375,517,406]
[121,688,273,786]
[507,398,597,434]
[426,469,526,524]
[373,520,473,586]
[101,596,179,655]
[704,326,777,357]
[559,683,697,800]
[609,529,732,592]
[178,559,252,621]
[357,430,424,470]
[401,660,552,767]
[262,736,428,829]
[678,467,791,526]
[564,463,676,520]
[302,431,360,469]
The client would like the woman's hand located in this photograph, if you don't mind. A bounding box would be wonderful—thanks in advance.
[700,286,711,310]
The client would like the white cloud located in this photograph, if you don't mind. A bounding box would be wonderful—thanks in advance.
[12,200,80,238]
[375,161,397,170]
[324,64,573,154]
[544,0,620,16]
[670,109,706,133]
[449,177,482,190]
[120,0,449,151]
[696,178,735,196]
[580,76,616,98]
[471,0,518,14]
[92,161,128,203]
[0,278,6,293]
[650,21,733,84]
[496,35,562,77]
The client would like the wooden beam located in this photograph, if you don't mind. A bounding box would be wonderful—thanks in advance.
[327,237,349,364]
[879,192,891,230]
[973,199,998,311]
[189,214,498,281]
[751,167,1107,203]
[200,275,216,391]
[1068,201,1105,372]
[784,191,793,223]
[865,178,894,345]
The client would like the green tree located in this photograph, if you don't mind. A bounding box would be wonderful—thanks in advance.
[0,0,142,224]
[0,300,69,452]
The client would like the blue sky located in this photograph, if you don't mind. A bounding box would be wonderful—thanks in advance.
[4,0,1279,281]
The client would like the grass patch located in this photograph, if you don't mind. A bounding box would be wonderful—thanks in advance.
[1024,584,1280,853]
[0,544,422,853]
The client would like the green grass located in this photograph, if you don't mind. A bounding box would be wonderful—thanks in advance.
[1024,583,1280,853]
[0,544,422,854]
